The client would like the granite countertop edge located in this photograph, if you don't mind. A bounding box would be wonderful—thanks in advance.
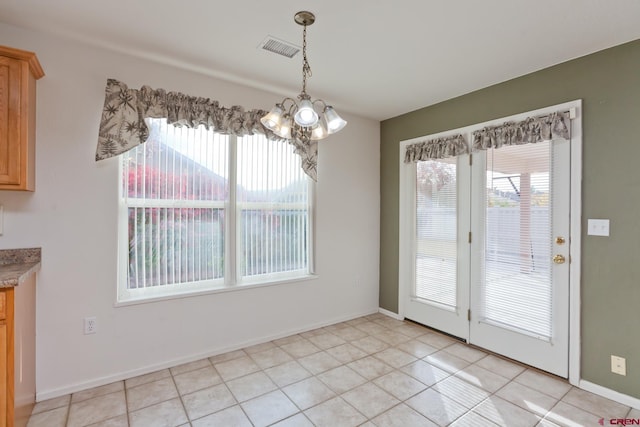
[0,247,41,288]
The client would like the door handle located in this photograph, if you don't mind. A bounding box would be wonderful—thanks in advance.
[553,254,566,264]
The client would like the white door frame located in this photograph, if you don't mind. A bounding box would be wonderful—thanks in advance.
[398,100,582,385]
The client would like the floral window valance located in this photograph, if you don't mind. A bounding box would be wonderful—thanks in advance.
[404,134,468,163]
[95,79,318,180]
[472,111,570,151]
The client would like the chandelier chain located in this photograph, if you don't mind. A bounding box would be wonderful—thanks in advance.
[301,24,312,96]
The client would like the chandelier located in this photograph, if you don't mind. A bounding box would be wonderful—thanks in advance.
[261,11,347,142]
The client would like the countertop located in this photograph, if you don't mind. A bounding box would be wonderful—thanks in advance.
[0,248,41,288]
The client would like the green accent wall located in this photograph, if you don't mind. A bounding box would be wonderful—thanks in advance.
[380,39,640,398]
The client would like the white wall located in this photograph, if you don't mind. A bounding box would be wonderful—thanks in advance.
[0,23,381,400]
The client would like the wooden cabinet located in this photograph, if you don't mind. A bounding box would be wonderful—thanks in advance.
[0,46,44,191]
[0,275,36,427]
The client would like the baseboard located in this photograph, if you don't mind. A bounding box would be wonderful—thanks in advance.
[579,380,640,410]
[36,308,378,401]
[378,307,404,320]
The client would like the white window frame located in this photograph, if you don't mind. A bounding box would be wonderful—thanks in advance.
[117,130,316,305]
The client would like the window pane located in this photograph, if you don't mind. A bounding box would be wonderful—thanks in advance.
[415,159,457,308]
[123,119,228,290]
[481,141,552,339]
[239,209,308,276]
[127,207,225,288]
[125,119,228,202]
[237,135,308,279]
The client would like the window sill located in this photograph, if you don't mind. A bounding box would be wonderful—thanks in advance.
[114,274,319,308]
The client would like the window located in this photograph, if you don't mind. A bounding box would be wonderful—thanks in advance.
[118,119,311,303]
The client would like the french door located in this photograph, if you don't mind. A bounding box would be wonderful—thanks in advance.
[469,139,570,377]
[403,156,470,339]
[400,108,576,378]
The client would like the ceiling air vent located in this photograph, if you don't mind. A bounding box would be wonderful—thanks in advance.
[259,36,300,58]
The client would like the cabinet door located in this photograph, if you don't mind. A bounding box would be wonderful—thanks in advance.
[0,321,7,427]
[0,56,23,186]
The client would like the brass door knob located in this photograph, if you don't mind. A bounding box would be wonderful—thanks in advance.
[553,254,566,264]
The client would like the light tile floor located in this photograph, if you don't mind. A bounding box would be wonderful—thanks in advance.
[27,313,638,427]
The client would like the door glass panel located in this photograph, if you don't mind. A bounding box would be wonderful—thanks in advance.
[481,142,552,339]
[415,159,457,308]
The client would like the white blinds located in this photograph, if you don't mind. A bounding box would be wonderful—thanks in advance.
[415,159,458,308]
[123,121,310,295]
[481,141,553,339]
[124,119,228,289]
[236,135,309,280]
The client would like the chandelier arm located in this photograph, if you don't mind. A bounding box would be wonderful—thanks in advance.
[274,98,297,117]
[279,98,297,108]
[311,99,328,112]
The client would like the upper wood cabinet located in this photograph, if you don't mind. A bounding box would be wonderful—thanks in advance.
[0,46,44,191]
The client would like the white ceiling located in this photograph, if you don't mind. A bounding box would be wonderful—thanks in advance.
[1,0,639,120]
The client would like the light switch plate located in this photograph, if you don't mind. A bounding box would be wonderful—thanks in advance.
[587,219,610,236]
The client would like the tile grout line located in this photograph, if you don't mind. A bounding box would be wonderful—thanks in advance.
[64,397,71,427]
[538,381,575,423]
[168,365,191,427]
[123,384,130,427]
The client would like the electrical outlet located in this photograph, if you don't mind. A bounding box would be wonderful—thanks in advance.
[611,355,626,376]
[84,317,97,335]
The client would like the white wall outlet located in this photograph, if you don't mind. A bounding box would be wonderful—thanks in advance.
[611,355,626,376]
[587,219,610,236]
[84,317,97,335]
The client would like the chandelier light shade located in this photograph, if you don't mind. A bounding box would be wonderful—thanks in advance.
[261,11,347,144]
[324,106,348,134]
[261,104,284,130]
[294,97,319,127]
[275,114,292,139]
